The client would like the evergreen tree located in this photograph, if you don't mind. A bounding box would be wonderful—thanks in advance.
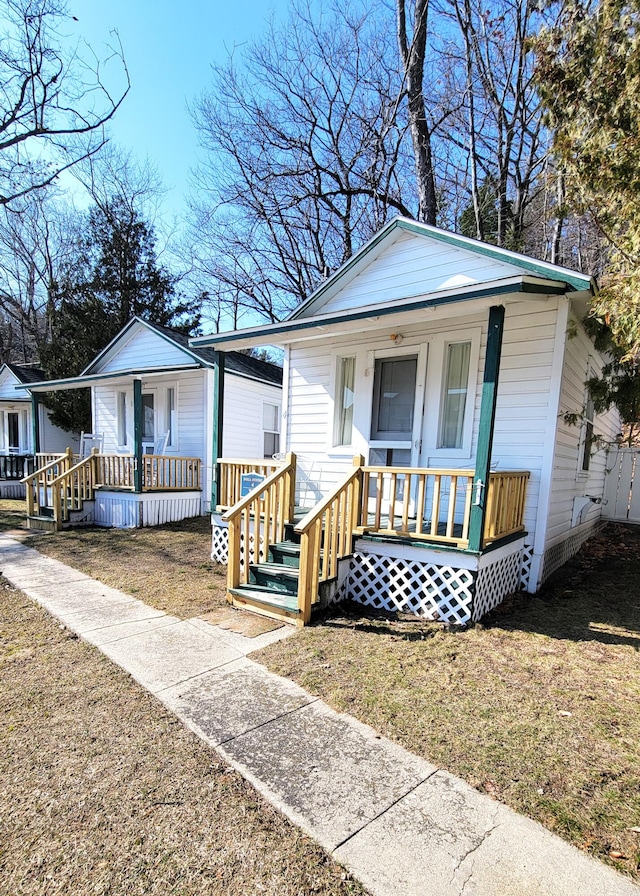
[41,198,200,432]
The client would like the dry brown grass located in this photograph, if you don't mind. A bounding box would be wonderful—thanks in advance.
[4,501,639,881]
[0,579,366,896]
[257,524,640,881]
[28,516,227,619]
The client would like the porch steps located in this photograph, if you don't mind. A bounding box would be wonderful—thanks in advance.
[228,584,301,623]
[26,514,58,532]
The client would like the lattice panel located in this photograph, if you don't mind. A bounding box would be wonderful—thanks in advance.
[344,551,476,625]
[211,525,229,563]
[473,549,522,621]
[211,525,262,569]
[540,522,604,584]
[520,543,534,591]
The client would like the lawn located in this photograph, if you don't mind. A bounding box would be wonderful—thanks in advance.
[3,500,639,882]
[0,577,365,895]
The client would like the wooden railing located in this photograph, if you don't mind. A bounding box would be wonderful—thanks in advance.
[0,453,34,480]
[94,454,201,490]
[224,453,296,596]
[484,471,530,544]
[359,466,529,548]
[217,457,285,509]
[361,465,475,546]
[36,452,69,469]
[23,449,74,518]
[49,453,98,527]
[294,456,363,624]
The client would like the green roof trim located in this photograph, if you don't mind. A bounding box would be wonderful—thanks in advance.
[288,217,594,320]
[191,279,567,349]
[15,365,201,393]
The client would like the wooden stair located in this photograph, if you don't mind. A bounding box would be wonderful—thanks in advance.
[228,518,321,626]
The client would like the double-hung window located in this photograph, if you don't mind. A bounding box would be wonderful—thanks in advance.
[438,341,471,450]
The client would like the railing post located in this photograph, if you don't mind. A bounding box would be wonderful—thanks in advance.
[286,451,296,521]
[352,454,364,532]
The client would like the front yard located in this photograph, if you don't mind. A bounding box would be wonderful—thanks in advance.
[3,502,639,882]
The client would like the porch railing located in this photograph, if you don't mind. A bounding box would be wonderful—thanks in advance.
[94,454,201,490]
[0,453,34,480]
[294,456,363,623]
[484,471,530,543]
[49,452,98,526]
[216,457,286,510]
[224,453,296,595]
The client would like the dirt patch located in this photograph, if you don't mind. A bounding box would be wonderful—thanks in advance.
[199,606,285,637]
[256,523,640,881]
[0,579,365,896]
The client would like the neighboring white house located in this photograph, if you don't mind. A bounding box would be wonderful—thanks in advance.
[192,217,621,626]
[0,363,79,497]
[19,319,283,528]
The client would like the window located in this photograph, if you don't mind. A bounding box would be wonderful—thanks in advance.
[166,387,176,447]
[142,393,155,442]
[439,341,471,449]
[263,402,280,458]
[334,356,355,446]
[371,356,417,441]
[581,390,595,472]
[117,392,128,447]
[7,412,19,452]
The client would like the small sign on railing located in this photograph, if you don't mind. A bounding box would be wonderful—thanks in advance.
[240,472,265,497]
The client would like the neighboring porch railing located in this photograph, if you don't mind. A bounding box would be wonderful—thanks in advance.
[216,457,286,510]
[224,453,296,594]
[23,449,203,527]
[0,453,34,480]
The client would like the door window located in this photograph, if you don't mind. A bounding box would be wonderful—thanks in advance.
[142,393,155,442]
[371,356,417,441]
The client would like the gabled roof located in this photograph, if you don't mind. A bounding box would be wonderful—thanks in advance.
[3,363,45,384]
[289,216,595,321]
[190,216,596,352]
[15,318,283,393]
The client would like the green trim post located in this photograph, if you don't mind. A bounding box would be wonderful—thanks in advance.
[30,393,41,455]
[133,378,143,493]
[210,351,225,509]
[468,305,505,553]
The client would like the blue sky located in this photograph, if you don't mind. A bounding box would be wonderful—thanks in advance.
[67,0,291,218]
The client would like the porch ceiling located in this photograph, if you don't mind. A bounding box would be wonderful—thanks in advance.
[190,276,577,352]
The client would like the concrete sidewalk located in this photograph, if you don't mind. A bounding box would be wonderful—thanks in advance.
[1,532,637,896]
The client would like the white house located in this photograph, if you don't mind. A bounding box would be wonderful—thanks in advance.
[0,363,79,497]
[192,217,620,627]
[19,318,283,528]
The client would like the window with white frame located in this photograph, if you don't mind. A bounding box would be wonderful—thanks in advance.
[334,356,355,446]
[580,388,595,472]
[371,355,417,441]
[263,402,280,458]
[438,341,471,450]
[166,386,177,447]
[7,412,20,452]
[117,392,128,447]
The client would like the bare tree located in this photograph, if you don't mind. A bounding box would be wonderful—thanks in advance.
[189,0,416,324]
[0,0,129,208]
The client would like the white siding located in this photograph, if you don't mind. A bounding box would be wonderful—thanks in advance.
[0,369,22,400]
[222,375,282,459]
[544,315,620,550]
[39,408,78,454]
[285,298,576,541]
[96,326,194,373]
[305,231,526,317]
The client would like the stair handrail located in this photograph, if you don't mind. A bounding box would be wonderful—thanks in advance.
[21,448,73,518]
[294,455,364,624]
[223,452,297,597]
[46,449,99,526]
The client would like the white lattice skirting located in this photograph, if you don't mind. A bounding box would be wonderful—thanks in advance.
[211,522,263,569]
[335,539,530,626]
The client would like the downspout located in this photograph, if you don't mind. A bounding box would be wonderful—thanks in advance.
[468,305,506,554]
[210,351,225,510]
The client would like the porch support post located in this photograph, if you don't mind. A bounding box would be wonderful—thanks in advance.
[30,392,41,455]
[210,351,225,510]
[468,305,505,553]
[133,378,143,493]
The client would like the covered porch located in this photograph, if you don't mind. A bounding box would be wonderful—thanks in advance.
[212,453,530,627]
